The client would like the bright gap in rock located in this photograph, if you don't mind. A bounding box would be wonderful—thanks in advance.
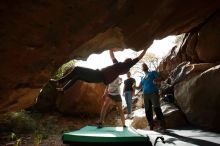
[75,35,178,70]
[74,35,179,106]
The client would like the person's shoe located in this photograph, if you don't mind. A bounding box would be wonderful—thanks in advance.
[97,122,103,129]
[126,114,132,119]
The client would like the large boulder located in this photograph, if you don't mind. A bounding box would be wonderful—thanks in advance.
[175,65,220,132]
[56,81,105,115]
[159,11,220,77]
[160,101,187,129]
[160,62,215,95]
[0,0,220,113]
[0,88,39,114]
[131,109,148,129]
[196,11,220,62]
[131,103,187,129]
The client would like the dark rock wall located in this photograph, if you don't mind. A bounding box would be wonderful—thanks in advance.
[0,0,220,114]
[159,11,220,131]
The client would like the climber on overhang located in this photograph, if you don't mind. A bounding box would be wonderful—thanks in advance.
[50,48,147,94]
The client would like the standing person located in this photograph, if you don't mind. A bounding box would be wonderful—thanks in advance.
[50,48,147,93]
[97,77,126,128]
[123,71,136,118]
[134,63,165,131]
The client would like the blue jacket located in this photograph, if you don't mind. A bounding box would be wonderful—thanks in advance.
[141,71,159,94]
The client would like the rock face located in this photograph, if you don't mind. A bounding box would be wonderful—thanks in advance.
[56,81,105,115]
[196,12,220,62]
[160,62,216,95]
[159,11,220,77]
[158,10,220,132]
[175,65,220,132]
[160,101,187,129]
[131,103,187,129]
[0,0,220,114]
[0,88,40,113]
[131,109,148,129]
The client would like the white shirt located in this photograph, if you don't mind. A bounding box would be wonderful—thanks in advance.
[107,77,122,95]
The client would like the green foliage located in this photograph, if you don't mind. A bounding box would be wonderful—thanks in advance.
[34,131,43,145]
[9,111,36,134]
[0,111,36,134]
[10,132,16,140]
[36,60,75,111]
[53,60,75,79]
[10,132,21,146]
[1,111,79,145]
[33,115,59,138]
[15,138,21,146]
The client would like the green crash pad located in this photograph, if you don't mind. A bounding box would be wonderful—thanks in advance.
[62,126,150,144]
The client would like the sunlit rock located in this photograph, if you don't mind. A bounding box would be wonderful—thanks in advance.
[175,65,220,132]
[161,62,215,95]
[131,109,148,129]
[160,101,187,129]
[131,102,187,129]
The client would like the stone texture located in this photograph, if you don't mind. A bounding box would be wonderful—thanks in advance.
[56,81,105,115]
[158,11,220,77]
[0,88,40,114]
[175,65,220,132]
[0,0,220,113]
[158,32,201,78]
[131,102,187,129]
[160,62,216,96]
[196,12,220,62]
[131,109,148,129]
[160,101,187,129]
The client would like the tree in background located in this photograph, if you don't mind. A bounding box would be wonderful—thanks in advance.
[130,52,161,80]
[53,60,75,79]
[174,34,185,45]
[142,52,160,70]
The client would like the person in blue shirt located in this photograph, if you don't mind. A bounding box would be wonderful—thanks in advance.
[134,63,165,131]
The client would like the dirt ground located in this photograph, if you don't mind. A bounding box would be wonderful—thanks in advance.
[0,112,99,146]
[0,109,123,146]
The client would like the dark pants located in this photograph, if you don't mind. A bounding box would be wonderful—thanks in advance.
[143,93,164,126]
[58,67,104,90]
